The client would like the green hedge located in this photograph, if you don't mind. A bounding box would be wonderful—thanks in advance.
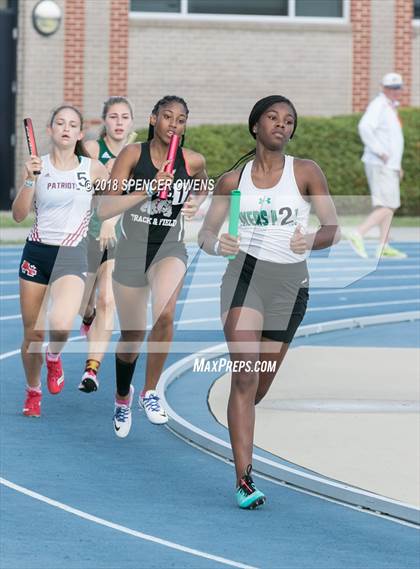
[134,108,420,215]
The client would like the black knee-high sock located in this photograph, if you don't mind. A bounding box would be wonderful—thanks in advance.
[115,355,138,397]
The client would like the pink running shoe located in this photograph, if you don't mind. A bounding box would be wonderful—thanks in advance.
[23,388,42,417]
[46,351,65,394]
[80,308,96,337]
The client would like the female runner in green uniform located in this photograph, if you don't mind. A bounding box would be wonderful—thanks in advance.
[79,96,134,392]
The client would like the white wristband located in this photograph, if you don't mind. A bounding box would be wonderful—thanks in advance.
[213,239,220,255]
[24,179,35,188]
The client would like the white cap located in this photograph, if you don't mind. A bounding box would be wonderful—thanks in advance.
[382,72,403,89]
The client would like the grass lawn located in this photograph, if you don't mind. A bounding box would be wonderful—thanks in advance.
[1,211,34,228]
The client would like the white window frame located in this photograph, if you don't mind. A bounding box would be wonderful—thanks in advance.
[130,0,350,25]
[414,0,420,25]
[414,0,420,21]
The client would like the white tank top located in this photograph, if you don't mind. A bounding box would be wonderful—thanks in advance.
[28,154,93,246]
[237,156,311,263]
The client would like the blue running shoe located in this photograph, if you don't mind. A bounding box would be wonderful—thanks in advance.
[236,465,266,509]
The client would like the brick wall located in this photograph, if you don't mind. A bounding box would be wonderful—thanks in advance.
[412,24,420,106]
[84,0,110,127]
[13,2,417,194]
[394,0,413,106]
[15,0,65,191]
[64,0,85,108]
[109,0,129,96]
[370,0,394,99]
[351,0,371,112]
[128,18,353,126]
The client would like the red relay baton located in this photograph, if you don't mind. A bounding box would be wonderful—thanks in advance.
[159,133,180,199]
[23,118,41,175]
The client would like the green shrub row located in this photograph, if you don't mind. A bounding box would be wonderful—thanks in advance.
[134,108,419,215]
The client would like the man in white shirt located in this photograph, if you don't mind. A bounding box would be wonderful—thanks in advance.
[348,72,407,259]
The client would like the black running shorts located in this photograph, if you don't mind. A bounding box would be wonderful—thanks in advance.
[221,251,309,343]
[19,240,88,285]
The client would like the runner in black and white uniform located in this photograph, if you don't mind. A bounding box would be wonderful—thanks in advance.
[12,105,108,418]
[78,96,134,393]
[113,134,194,285]
[199,95,340,509]
[98,95,208,437]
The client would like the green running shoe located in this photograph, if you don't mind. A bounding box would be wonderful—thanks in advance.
[377,244,407,259]
[235,465,266,509]
[346,232,368,259]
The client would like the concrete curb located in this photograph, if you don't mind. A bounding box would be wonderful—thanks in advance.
[157,311,420,525]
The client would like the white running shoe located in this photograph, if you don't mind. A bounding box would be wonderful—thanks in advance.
[139,390,168,425]
[113,385,134,438]
[78,369,99,393]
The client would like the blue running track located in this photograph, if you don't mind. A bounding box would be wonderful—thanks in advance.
[1,241,419,568]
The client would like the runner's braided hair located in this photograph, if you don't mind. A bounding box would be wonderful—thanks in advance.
[147,95,189,147]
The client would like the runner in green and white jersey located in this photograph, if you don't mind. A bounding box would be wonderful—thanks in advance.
[79,96,135,393]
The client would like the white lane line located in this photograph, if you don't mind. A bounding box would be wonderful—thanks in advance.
[2,274,415,291]
[310,285,420,295]
[0,348,20,360]
[309,299,419,312]
[309,275,420,283]
[185,277,420,290]
[168,430,419,530]
[308,266,419,273]
[0,269,17,274]
[192,266,419,277]
[2,298,419,323]
[1,279,417,293]
[0,294,19,300]
[0,478,258,569]
[259,399,420,413]
[176,294,420,306]
[309,285,420,295]
[183,284,420,296]
[193,259,418,268]
[177,298,420,310]
[0,311,221,325]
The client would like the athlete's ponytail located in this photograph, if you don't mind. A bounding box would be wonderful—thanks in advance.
[215,148,256,180]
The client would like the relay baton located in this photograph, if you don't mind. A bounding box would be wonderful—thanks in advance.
[23,118,41,175]
[159,133,180,199]
[228,189,241,260]
[126,131,138,144]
